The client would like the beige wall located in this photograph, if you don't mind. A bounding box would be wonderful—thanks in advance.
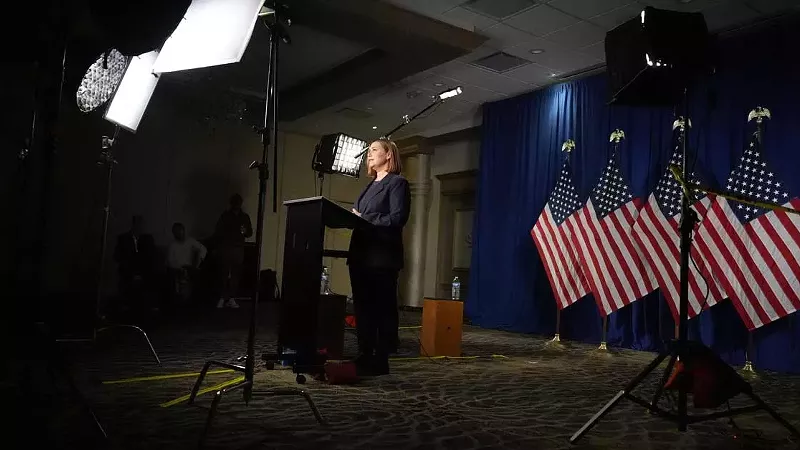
[423,136,481,298]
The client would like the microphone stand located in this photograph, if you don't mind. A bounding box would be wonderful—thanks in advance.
[187,4,324,447]
[355,91,457,159]
[570,100,800,443]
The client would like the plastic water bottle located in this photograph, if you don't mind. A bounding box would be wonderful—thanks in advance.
[451,276,461,300]
[321,266,330,295]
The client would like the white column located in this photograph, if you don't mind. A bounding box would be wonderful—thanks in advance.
[404,153,431,308]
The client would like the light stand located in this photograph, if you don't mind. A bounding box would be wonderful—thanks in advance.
[570,98,800,444]
[56,127,160,365]
[187,5,325,446]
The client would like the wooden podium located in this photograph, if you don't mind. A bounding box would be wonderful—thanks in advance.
[420,298,464,357]
[272,196,369,369]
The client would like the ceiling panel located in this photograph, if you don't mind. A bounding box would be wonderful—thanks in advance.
[744,0,800,14]
[702,2,762,30]
[504,5,581,36]
[580,41,607,61]
[440,6,499,31]
[384,0,467,15]
[462,0,538,19]
[503,61,553,84]
[443,62,535,94]
[544,20,606,49]
[506,38,602,73]
[637,0,727,13]
[480,23,539,48]
[548,0,635,19]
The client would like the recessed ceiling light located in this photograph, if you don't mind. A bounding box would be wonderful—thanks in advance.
[550,73,558,77]
[372,126,378,130]
[433,82,444,87]
[529,49,545,55]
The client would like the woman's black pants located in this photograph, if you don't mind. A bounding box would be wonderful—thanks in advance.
[349,265,399,357]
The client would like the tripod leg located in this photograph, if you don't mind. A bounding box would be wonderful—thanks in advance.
[650,354,677,408]
[189,362,213,405]
[198,390,224,449]
[255,389,327,425]
[570,351,669,444]
[746,391,800,441]
[97,325,161,365]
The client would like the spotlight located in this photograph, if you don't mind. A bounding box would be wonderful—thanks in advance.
[76,49,129,113]
[153,0,267,74]
[104,51,161,133]
[437,86,462,100]
[312,133,368,178]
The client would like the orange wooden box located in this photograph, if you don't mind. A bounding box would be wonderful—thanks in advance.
[420,298,463,357]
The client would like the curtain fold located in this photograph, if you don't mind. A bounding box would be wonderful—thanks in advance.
[467,16,800,373]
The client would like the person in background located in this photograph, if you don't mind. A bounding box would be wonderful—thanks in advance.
[114,215,157,314]
[348,139,411,376]
[213,194,253,309]
[166,222,207,306]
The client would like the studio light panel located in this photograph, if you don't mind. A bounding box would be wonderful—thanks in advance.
[104,51,161,132]
[76,49,128,113]
[152,0,266,74]
[332,134,367,177]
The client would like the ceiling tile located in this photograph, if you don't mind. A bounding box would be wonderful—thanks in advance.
[636,0,726,13]
[463,0,538,19]
[580,41,607,61]
[544,20,606,49]
[481,23,538,48]
[743,0,800,14]
[548,0,635,20]
[504,5,581,36]
[507,40,602,73]
[503,62,554,84]
[440,6,499,31]
[703,2,761,31]
[589,3,644,31]
[384,0,467,16]
[435,61,534,94]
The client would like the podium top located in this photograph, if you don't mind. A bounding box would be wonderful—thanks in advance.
[283,196,369,230]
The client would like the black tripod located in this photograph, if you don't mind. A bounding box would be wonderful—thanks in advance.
[56,128,160,365]
[570,106,800,444]
[187,5,324,447]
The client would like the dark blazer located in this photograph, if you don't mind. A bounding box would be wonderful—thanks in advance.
[348,173,411,270]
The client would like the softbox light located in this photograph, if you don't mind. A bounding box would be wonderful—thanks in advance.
[104,51,161,132]
[152,0,266,74]
[312,133,368,178]
[605,7,711,106]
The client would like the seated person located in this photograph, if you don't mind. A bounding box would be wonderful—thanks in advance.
[166,222,207,304]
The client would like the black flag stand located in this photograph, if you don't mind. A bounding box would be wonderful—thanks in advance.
[570,103,800,444]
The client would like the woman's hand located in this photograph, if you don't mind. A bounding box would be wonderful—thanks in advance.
[352,208,362,217]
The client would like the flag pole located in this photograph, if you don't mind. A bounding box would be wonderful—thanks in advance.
[545,309,566,350]
[741,331,756,375]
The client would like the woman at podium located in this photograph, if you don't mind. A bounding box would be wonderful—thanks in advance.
[349,139,411,375]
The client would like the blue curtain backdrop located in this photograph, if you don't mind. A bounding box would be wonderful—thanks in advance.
[467,16,800,373]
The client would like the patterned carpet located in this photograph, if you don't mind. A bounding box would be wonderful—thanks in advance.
[12,304,800,449]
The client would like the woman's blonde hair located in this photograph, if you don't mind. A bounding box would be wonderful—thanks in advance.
[367,139,402,177]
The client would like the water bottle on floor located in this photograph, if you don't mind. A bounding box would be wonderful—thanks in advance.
[451,276,461,300]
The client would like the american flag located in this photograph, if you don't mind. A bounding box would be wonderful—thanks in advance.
[694,125,800,330]
[531,154,590,309]
[570,135,657,316]
[632,142,726,321]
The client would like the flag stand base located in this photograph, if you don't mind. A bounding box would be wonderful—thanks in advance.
[544,334,567,351]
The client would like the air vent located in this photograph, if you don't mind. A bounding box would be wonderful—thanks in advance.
[471,51,531,73]
[463,0,536,20]
[335,107,373,119]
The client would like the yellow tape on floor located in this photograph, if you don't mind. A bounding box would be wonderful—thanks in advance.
[102,369,235,385]
[398,326,422,330]
[160,376,246,408]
